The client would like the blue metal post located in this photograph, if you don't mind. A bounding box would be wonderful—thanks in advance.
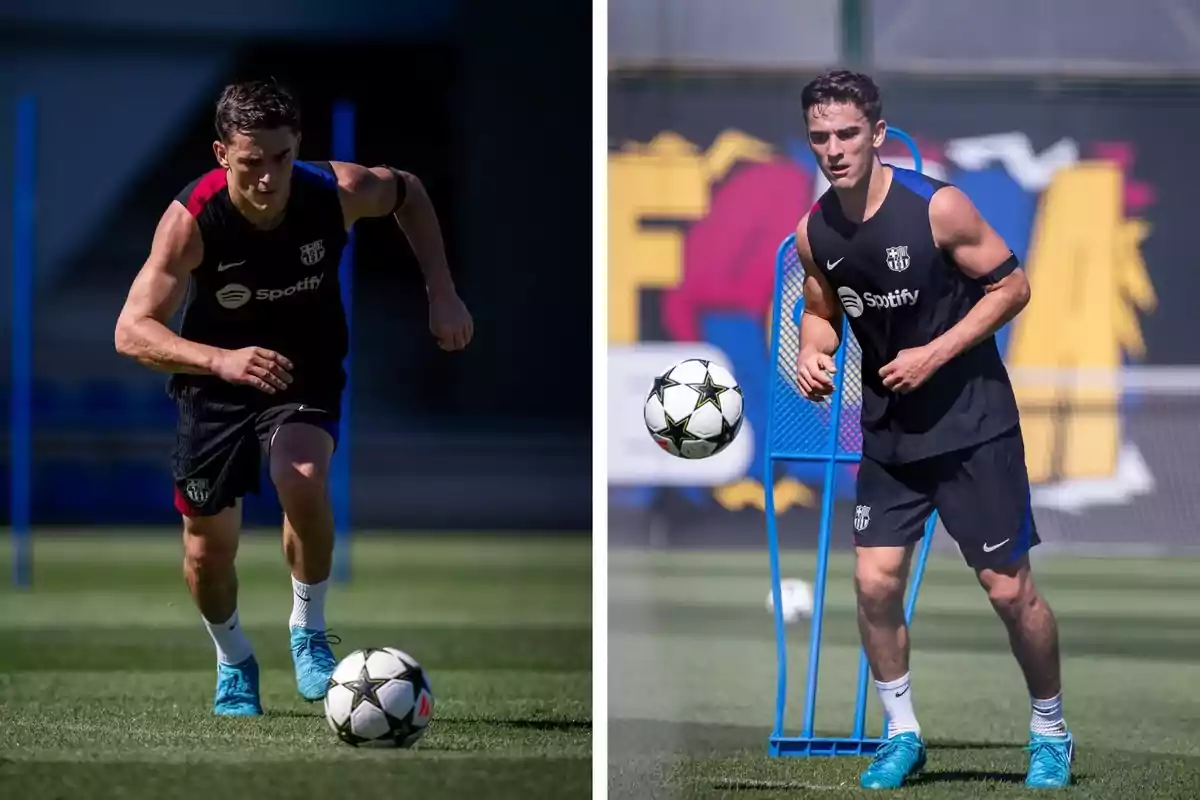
[800,322,852,740]
[11,95,36,589]
[764,235,796,740]
[330,100,355,584]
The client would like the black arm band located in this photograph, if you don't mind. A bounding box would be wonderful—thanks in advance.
[383,166,408,214]
[976,252,1019,286]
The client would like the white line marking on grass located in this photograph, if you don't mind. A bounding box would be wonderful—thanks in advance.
[710,778,853,792]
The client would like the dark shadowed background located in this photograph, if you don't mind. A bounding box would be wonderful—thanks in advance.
[0,0,592,531]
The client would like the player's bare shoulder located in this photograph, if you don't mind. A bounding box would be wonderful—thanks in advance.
[328,160,375,193]
[794,209,825,280]
[926,184,986,248]
[114,199,205,350]
[926,183,1021,287]
[150,199,206,277]
[328,160,408,228]
[794,208,840,317]
[794,210,816,267]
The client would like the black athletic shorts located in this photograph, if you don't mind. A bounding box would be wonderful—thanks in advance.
[171,384,341,517]
[853,425,1039,569]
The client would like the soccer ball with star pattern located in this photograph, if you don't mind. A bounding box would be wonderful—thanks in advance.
[324,647,434,747]
[643,358,744,459]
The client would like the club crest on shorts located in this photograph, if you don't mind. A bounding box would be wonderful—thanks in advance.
[885,245,910,273]
[854,504,871,531]
[184,478,210,505]
[299,239,325,266]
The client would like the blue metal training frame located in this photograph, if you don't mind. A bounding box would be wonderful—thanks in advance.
[8,97,357,587]
[11,95,36,589]
[762,128,937,757]
[330,99,355,584]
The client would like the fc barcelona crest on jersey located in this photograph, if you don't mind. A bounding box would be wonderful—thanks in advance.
[300,239,326,266]
[885,245,910,273]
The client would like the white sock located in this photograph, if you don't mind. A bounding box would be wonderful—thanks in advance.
[1031,692,1067,736]
[203,608,254,665]
[876,672,921,738]
[290,575,328,631]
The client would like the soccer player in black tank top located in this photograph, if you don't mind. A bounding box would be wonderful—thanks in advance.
[792,71,1073,790]
[114,80,473,717]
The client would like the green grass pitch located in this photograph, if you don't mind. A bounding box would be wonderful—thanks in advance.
[0,531,591,799]
[609,547,1200,798]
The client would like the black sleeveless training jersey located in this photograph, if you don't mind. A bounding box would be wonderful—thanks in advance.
[168,161,349,401]
[805,166,1020,464]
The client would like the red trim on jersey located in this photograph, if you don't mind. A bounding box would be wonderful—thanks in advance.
[185,169,227,218]
[809,200,821,217]
[174,486,198,517]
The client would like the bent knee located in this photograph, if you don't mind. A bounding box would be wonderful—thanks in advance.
[855,559,906,604]
[182,516,239,572]
[986,580,1037,612]
[979,566,1037,611]
[269,424,333,503]
[271,458,329,500]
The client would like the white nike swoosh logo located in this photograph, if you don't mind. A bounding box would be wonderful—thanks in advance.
[217,260,246,272]
[982,539,1010,553]
[827,257,844,270]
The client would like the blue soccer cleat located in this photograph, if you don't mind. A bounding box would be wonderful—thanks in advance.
[213,655,263,716]
[1025,731,1074,789]
[859,732,927,790]
[290,627,341,701]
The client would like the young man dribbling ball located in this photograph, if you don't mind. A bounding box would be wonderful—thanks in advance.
[115,79,472,715]
[793,69,1072,790]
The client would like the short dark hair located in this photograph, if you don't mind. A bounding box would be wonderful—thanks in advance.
[214,79,301,142]
[801,70,882,124]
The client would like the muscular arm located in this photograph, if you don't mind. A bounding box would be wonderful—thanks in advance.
[927,186,1031,366]
[796,217,843,357]
[794,216,844,399]
[331,161,456,296]
[114,202,221,374]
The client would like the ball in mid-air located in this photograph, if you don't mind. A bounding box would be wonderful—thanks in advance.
[324,647,434,747]
[766,578,814,623]
[643,359,745,459]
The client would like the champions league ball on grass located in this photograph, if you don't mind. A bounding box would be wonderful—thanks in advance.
[644,358,744,459]
[324,647,434,748]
